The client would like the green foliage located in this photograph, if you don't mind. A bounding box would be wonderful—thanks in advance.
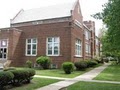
[26,60,32,68]
[62,62,74,74]
[36,56,51,69]
[74,61,87,70]
[93,0,120,60]
[0,71,14,89]
[0,69,35,89]
[10,69,35,86]
[85,60,98,67]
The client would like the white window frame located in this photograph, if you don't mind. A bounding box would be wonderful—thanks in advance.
[86,43,91,54]
[75,39,82,57]
[0,39,8,60]
[46,37,60,56]
[85,30,89,40]
[86,44,89,53]
[26,38,37,56]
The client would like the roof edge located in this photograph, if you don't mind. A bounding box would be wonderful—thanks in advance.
[10,9,24,23]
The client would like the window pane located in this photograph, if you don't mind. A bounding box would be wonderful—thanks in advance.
[48,38,52,42]
[48,44,52,49]
[27,50,31,54]
[27,45,31,49]
[54,49,58,55]
[4,54,6,58]
[54,38,59,42]
[54,43,58,50]
[32,44,36,49]
[32,39,36,43]
[27,39,31,43]
[75,39,82,56]
[48,50,52,55]
[32,50,36,55]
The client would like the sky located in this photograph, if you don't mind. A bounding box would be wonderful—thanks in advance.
[0,0,108,36]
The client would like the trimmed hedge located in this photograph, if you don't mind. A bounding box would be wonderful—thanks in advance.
[0,71,14,89]
[62,62,74,74]
[0,69,35,89]
[10,69,35,86]
[74,61,87,70]
[85,60,98,67]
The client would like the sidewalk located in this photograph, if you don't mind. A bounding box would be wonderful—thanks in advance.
[36,63,110,90]
[34,75,70,80]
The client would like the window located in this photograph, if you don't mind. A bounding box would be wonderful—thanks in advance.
[47,37,60,56]
[86,44,89,53]
[85,30,89,40]
[75,39,82,56]
[26,38,37,56]
[0,39,8,60]
[86,44,91,54]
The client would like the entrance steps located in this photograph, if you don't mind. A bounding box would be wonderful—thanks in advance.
[0,60,7,69]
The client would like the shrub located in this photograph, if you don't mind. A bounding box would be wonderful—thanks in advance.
[0,69,35,88]
[86,60,98,67]
[0,71,14,89]
[62,62,74,74]
[94,59,101,63]
[26,60,32,68]
[25,69,36,83]
[36,56,51,69]
[104,59,109,63]
[10,69,35,86]
[74,61,87,70]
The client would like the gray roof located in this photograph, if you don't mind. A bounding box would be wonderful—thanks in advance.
[11,1,77,24]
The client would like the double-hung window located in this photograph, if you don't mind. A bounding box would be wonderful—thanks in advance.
[86,44,91,54]
[47,37,60,56]
[26,38,37,56]
[75,39,82,57]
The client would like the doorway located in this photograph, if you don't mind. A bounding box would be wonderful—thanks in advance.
[0,40,8,60]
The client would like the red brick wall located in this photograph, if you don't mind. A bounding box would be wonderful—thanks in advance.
[14,21,72,67]
[0,1,97,68]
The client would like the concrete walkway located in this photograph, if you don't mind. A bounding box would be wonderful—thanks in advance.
[34,75,70,80]
[36,63,111,90]
[74,63,109,80]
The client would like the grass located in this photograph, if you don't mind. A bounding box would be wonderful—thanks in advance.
[9,77,60,90]
[68,81,120,90]
[35,66,99,78]
[17,64,102,78]
[94,64,120,81]
[17,64,101,78]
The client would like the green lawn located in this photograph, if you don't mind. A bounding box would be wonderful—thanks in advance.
[17,64,101,78]
[94,64,120,81]
[35,67,96,78]
[68,81,120,90]
[9,78,60,90]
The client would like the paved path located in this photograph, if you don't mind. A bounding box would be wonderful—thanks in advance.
[34,75,70,80]
[74,63,109,80]
[36,63,111,90]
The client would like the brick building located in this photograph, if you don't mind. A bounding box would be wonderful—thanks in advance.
[0,0,100,67]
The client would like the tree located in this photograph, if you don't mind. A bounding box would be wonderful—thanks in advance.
[93,0,120,58]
